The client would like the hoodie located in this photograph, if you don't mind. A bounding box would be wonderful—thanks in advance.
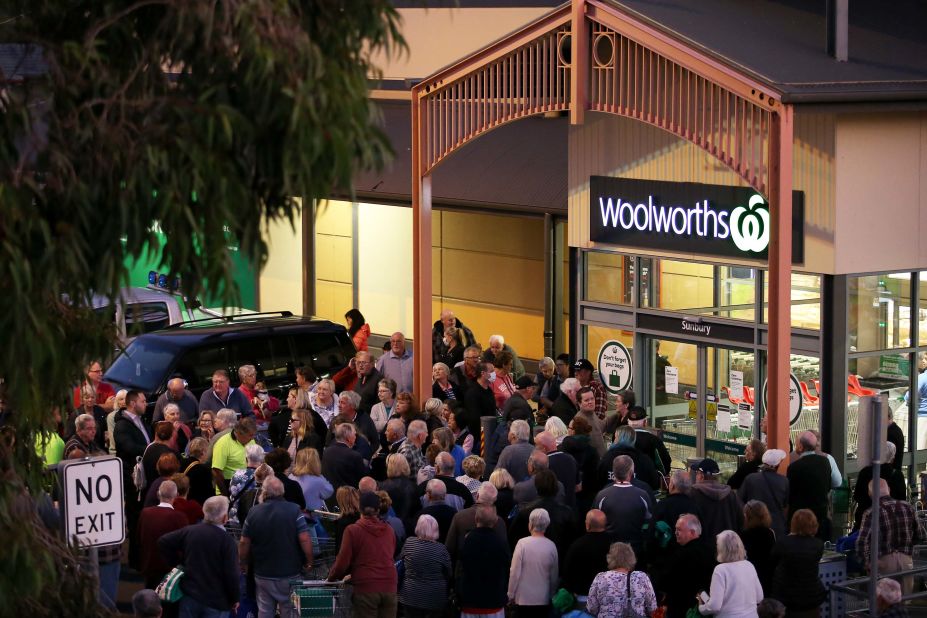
[689,480,744,540]
[329,515,397,593]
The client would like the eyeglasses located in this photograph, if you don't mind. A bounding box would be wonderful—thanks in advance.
[464,356,480,361]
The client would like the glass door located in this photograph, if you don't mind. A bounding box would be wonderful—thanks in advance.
[648,339,699,470]
[705,346,756,477]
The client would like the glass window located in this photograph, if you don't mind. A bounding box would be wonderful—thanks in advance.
[126,302,171,335]
[762,272,822,330]
[293,332,353,380]
[640,258,757,322]
[849,273,912,352]
[584,252,633,305]
[174,346,229,395]
[848,353,912,464]
[106,338,178,393]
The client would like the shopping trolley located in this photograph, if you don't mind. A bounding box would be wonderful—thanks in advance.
[290,578,351,617]
[304,537,338,580]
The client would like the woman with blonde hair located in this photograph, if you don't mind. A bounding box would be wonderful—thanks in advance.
[286,408,322,462]
[334,486,360,551]
[698,530,763,616]
[381,453,418,528]
[289,447,333,512]
[309,377,339,427]
[489,467,516,520]
[423,397,446,436]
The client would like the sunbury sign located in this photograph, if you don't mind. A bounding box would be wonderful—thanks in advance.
[589,177,804,263]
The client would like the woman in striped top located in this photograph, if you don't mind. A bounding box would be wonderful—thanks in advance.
[398,514,452,618]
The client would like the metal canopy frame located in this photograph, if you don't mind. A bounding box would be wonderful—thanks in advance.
[411,0,794,452]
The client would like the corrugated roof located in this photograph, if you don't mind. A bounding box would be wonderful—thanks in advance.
[610,0,927,103]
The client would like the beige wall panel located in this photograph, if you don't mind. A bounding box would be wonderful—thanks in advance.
[432,210,442,247]
[260,217,302,314]
[315,235,353,283]
[370,8,551,80]
[436,299,544,360]
[315,281,353,324]
[358,202,414,336]
[440,211,544,260]
[315,199,353,236]
[835,113,926,274]
[432,247,442,294]
[441,248,543,310]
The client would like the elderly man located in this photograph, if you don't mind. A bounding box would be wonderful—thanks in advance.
[371,418,407,481]
[152,377,199,423]
[432,309,477,363]
[445,482,509,561]
[399,419,429,478]
[199,369,251,417]
[459,505,511,617]
[419,451,474,510]
[689,457,743,539]
[513,449,566,506]
[137,480,189,588]
[240,476,314,618]
[322,422,369,489]
[573,358,607,420]
[593,455,652,554]
[787,430,834,540]
[64,413,106,458]
[375,332,414,394]
[535,431,578,507]
[487,334,525,380]
[657,514,716,618]
[563,509,610,602]
[627,406,672,474]
[497,419,535,482]
[417,479,457,542]
[452,345,483,392]
[159,496,240,616]
[503,375,536,423]
[875,578,909,618]
[550,377,581,426]
[333,351,383,412]
[211,417,257,496]
[858,477,919,592]
[329,390,378,448]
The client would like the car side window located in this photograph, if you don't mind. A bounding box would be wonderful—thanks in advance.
[173,345,229,395]
[125,302,171,334]
[293,333,352,379]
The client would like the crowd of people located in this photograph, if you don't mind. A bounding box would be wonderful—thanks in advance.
[32,308,920,618]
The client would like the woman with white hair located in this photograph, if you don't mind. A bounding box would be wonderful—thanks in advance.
[544,416,569,446]
[586,542,658,618]
[508,508,559,616]
[308,377,339,427]
[398,514,452,618]
[534,356,562,417]
[432,361,464,402]
[227,443,265,523]
[698,530,763,616]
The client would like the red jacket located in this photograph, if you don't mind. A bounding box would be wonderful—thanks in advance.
[352,324,371,352]
[138,505,189,583]
[329,516,396,594]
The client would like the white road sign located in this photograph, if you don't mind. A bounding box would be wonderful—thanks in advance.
[60,456,125,548]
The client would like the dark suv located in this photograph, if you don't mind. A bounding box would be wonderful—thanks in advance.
[104,312,355,407]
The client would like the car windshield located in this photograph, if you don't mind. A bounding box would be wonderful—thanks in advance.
[105,338,177,392]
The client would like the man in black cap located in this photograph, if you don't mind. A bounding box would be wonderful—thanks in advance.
[502,375,537,423]
[626,406,672,475]
[573,359,607,420]
[688,457,743,540]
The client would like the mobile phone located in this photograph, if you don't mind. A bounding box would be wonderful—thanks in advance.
[698,591,710,604]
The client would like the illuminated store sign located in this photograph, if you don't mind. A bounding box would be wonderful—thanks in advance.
[589,177,804,263]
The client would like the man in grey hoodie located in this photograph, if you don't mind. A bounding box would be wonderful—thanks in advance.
[688,457,744,540]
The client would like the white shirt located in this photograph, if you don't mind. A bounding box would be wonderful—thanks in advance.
[699,560,763,617]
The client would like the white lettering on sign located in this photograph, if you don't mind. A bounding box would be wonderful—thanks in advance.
[597,340,633,395]
[60,457,125,548]
[598,193,770,254]
[681,320,711,336]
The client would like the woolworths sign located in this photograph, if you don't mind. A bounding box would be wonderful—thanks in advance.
[589,177,804,263]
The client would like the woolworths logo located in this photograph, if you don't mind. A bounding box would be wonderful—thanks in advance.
[597,193,770,254]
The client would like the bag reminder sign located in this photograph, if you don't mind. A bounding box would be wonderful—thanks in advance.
[598,340,632,395]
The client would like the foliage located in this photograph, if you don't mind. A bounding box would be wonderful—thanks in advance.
[0,0,404,614]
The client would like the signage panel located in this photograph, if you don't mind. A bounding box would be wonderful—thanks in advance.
[59,456,125,548]
[636,313,755,345]
[589,176,804,263]
[597,340,633,394]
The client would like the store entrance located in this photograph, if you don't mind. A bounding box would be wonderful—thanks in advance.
[646,337,757,480]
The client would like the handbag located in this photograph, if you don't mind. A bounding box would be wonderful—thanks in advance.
[156,565,185,603]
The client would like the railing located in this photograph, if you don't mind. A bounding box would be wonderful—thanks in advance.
[828,564,927,617]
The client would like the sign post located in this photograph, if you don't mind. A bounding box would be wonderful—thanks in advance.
[59,456,125,548]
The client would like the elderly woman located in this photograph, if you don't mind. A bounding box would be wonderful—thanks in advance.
[491,351,518,410]
[228,443,265,523]
[286,407,322,461]
[162,403,192,454]
[456,455,486,498]
[309,377,339,427]
[769,509,826,617]
[508,508,559,617]
[399,514,452,618]
[423,397,446,436]
[192,410,216,442]
[490,467,516,520]
[544,417,569,446]
[698,530,763,616]
[432,362,464,402]
[371,378,397,433]
[181,436,214,505]
[740,500,777,595]
[289,447,333,512]
[587,542,658,618]
[727,439,766,490]
[143,452,181,507]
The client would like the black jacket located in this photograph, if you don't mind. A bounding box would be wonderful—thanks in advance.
[354,368,383,416]
[549,392,578,425]
[458,527,510,609]
[633,429,672,476]
[727,459,762,490]
[597,444,660,492]
[770,534,826,610]
[432,380,465,402]
[159,522,240,610]
[464,383,496,437]
[321,442,368,490]
[418,475,475,510]
[113,409,150,479]
[562,531,610,595]
[658,537,716,618]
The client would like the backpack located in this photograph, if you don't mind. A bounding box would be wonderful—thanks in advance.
[133,443,156,494]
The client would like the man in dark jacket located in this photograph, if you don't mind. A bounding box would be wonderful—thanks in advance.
[432,309,477,363]
[562,509,610,598]
[597,426,660,491]
[321,423,369,490]
[689,457,744,539]
[328,390,379,450]
[464,361,497,438]
[788,431,835,540]
[509,470,578,557]
[418,452,475,511]
[502,375,536,424]
[627,406,672,475]
[459,505,511,616]
[657,513,716,618]
[114,390,151,568]
[159,495,240,615]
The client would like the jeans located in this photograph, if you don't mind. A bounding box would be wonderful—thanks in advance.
[98,559,120,610]
[255,576,296,618]
[178,595,231,618]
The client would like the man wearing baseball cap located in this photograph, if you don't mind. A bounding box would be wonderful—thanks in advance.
[688,457,744,540]
[502,375,537,424]
[573,359,607,420]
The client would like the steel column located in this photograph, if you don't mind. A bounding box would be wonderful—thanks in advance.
[821,275,848,467]
[411,96,433,403]
[766,104,794,454]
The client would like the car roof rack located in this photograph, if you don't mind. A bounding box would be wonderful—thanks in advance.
[163,311,295,329]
